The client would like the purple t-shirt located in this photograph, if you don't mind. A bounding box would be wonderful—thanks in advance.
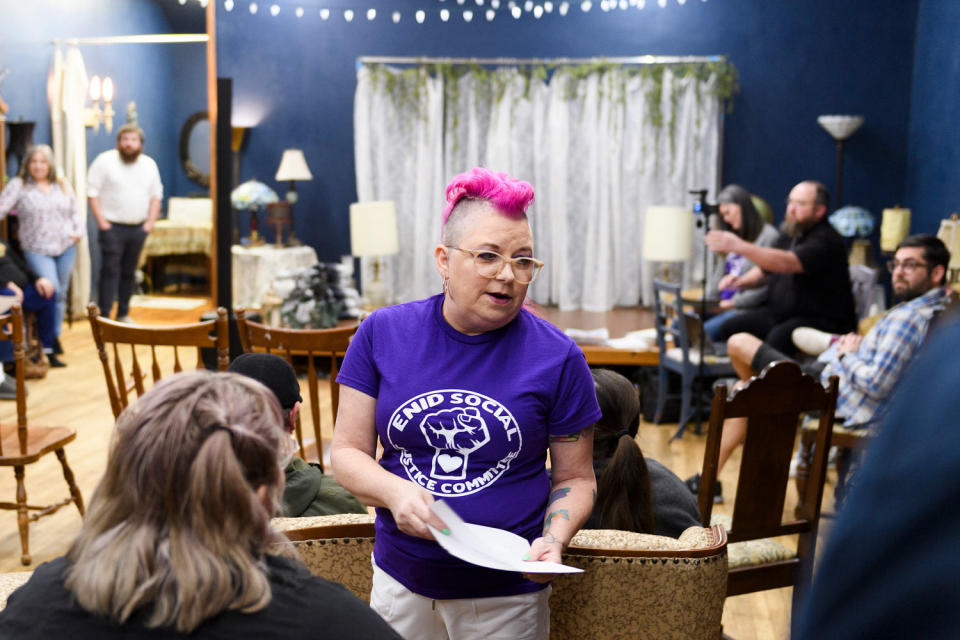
[337,295,601,600]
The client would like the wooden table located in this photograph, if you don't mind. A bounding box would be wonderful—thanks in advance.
[537,305,659,367]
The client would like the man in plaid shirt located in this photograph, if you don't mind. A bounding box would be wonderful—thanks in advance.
[707,234,951,480]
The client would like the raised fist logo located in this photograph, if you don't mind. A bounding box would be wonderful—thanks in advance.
[420,407,491,479]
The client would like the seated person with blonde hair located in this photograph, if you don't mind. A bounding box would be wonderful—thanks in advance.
[0,371,399,639]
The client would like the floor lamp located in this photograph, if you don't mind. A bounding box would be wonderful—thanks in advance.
[817,115,864,208]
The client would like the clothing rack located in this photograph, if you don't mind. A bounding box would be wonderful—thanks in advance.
[52,34,207,46]
[356,54,723,70]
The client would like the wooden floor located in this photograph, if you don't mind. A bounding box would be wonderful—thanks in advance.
[0,301,839,639]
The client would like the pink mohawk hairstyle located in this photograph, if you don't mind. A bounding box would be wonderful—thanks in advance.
[441,167,535,228]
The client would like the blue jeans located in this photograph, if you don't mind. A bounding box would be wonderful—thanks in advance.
[0,285,56,361]
[24,245,76,338]
[703,309,742,342]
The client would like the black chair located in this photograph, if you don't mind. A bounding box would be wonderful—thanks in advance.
[652,279,735,439]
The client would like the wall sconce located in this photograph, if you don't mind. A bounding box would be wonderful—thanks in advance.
[85,75,115,132]
[230,125,249,188]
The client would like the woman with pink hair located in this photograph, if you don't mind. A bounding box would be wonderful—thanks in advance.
[332,168,600,639]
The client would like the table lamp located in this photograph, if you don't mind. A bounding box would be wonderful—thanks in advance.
[230,179,278,245]
[936,213,960,284]
[643,205,692,282]
[275,148,313,246]
[350,201,399,309]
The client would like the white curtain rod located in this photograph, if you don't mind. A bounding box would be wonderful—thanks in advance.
[52,34,208,46]
[357,54,723,67]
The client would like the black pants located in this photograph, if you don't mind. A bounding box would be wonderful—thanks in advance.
[98,223,147,318]
[717,307,851,357]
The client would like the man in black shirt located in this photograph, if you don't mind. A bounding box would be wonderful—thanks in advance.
[705,180,856,356]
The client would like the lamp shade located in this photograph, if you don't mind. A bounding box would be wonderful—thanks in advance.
[817,115,865,141]
[230,179,278,210]
[642,206,692,262]
[350,201,399,257]
[936,215,960,269]
[880,206,911,252]
[275,149,313,181]
[829,206,874,239]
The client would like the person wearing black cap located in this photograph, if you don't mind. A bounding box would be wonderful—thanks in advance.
[228,353,367,518]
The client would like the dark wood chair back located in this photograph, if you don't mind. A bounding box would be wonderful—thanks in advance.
[698,360,838,603]
[87,303,229,419]
[0,305,84,565]
[235,309,357,470]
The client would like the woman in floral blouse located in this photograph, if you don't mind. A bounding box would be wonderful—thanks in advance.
[0,144,85,353]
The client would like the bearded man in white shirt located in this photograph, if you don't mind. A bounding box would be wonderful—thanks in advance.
[87,124,162,322]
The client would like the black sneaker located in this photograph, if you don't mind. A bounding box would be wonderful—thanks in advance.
[685,473,724,504]
[47,353,67,368]
[53,337,64,355]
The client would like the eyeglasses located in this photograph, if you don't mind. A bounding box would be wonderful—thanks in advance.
[450,247,544,284]
[887,259,929,273]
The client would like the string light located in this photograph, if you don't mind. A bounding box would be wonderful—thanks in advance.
[559,1,569,15]
[581,1,592,11]
[416,9,426,22]
[198,0,208,6]
[637,0,645,8]
[486,8,495,19]
[544,1,554,12]
[367,8,376,19]
[658,0,666,6]
[524,0,533,11]
[320,8,329,19]
[296,6,303,17]
[511,5,522,18]
[463,9,473,21]
[270,4,279,16]
[249,2,257,14]
[619,0,627,9]
[440,8,450,20]
[344,8,354,21]
[392,11,401,22]
[224,0,234,10]
[491,0,500,8]
[476,0,485,5]
[533,5,543,17]
[179,0,187,5]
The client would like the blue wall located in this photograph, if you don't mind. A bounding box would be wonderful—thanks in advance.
[906,0,960,232]
[0,0,208,207]
[217,0,921,262]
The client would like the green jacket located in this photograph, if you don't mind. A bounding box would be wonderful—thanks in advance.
[282,457,368,518]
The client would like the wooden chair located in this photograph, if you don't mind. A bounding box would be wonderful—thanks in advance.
[652,279,735,439]
[0,305,84,565]
[697,360,838,614]
[794,418,872,517]
[236,309,357,470]
[87,303,229,419]
[273,514,729,640]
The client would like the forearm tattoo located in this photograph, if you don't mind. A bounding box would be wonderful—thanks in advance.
[547,487,570,506]
[544,509,570,531]
[549,432,581,443]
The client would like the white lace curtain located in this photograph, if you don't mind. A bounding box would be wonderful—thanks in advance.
[354,63,720,311]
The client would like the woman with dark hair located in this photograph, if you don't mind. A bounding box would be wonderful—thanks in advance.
[0,371,400,639]
[704,184,780,342]
[586,369,700,538]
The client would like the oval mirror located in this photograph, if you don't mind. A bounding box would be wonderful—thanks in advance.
[179,110,210,188]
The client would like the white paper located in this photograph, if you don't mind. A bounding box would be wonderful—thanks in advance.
[428,500,583,574]
[564,327,610,345]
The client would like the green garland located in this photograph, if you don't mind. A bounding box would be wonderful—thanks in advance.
[365,58,739,153]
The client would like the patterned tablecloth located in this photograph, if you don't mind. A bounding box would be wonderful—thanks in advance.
[231,244,318,309]
[137,218,213,268]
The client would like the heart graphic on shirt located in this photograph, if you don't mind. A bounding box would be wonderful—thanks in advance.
[436,454,463,473]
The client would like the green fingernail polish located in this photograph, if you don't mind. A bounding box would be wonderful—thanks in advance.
[441,528,451,535]
[522,553,530,561]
